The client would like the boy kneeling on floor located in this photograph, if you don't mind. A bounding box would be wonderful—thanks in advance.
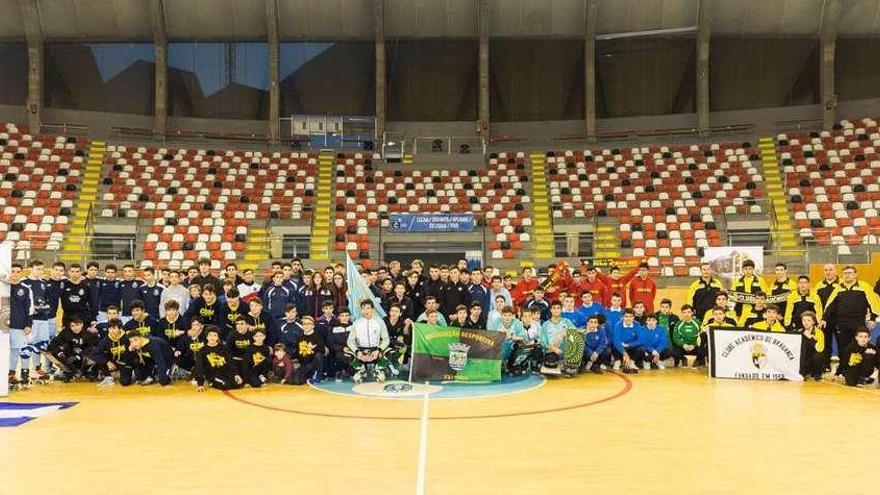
[195,325,243,391]
[92,319,130,386]
[582,315,611,374]
[292,316,326,385]
[46,316,99,382]
[346,299,391,383]
[634,313,672,370]
[844,328,877,387]
[123,330,175,386]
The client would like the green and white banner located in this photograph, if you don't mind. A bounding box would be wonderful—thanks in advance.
[410,323,504,382]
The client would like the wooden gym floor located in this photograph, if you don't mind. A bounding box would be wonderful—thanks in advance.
[1,369,879,495]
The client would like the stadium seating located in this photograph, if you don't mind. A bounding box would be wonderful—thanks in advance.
[333,152,531,261]
[778,117,880,249]
[0,123,86,256]
[544,142,765,272]
[101,146,317,267]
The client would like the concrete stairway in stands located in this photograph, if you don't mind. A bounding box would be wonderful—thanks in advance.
[758,136,801,255]
[60,139,104,262]
[528,152,555,260]
[592,219,621,261]
[309,152,334,261]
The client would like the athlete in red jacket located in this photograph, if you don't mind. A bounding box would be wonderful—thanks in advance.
[597,265,639,307]
[511,266,539,307]
[628,263,657,313]
[579,266,611,306]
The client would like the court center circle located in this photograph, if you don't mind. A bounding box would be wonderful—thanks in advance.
[222,372,633,420]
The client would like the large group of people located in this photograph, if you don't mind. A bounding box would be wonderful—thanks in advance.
[5,256,880,391]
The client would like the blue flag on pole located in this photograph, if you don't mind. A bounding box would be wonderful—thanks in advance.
[346,254,386,321]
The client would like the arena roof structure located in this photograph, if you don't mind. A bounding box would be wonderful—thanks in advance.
[1,0,879,148]
[0,0,878,41]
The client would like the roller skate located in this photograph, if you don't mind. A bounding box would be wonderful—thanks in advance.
[17,370,33,390]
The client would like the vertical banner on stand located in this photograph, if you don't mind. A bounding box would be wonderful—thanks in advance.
[0,243,12,396]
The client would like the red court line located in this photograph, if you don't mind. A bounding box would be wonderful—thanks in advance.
[222,371,633,421]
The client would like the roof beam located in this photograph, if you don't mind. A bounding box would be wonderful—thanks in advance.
[375,0,386,142]
[478,0,490,137]
[584,0,599,142]
[267,0,280,144]
[696,0,712,136]
[149,0,168,136]
[20,0,43,134]
[820,0,842,129]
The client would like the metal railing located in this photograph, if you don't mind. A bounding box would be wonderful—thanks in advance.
[280,114,376,151]
[412,136,486,157]
[40,121,90,137]
[90,201,140,224]
[381,131,405,160]
[773,119,825,133]
[550,123,756,145]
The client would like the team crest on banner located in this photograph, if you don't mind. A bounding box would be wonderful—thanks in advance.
[751,342,769,369]
[411,324,504,382]
[448,343,471,371]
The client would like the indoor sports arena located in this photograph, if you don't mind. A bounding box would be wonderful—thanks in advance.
[1,1,880,494]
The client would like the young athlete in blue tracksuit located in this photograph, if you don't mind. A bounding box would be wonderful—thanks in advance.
[138,272,164,320]
[582,315,611,373]
[46,269,63,340]
[603,293,626,342]
[20,261,53,376]
[576,292,604,324]
[119,265,144,324]
[634,314,672,370]
[561,294,586,329]
[612,309,644,374]
[95,265,122,322]
[263,272,298,322]
[7,264,34,385]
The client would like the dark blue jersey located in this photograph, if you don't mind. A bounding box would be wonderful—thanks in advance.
[46,278,63,315]
[119,279,144,316]
[21,278,52,320]
[9,282,34,329]
[138,283,164,318]
[95,279,122,313]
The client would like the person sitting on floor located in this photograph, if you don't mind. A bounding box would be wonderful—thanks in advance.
[346,299,391,384]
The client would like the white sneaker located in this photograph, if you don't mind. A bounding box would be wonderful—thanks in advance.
[376,370,386,383]
[352,371,364,383]
[612,361,621,370]
[656,361,666,370]
[599,364,607,370]
[139,377,155,386]
[641,362,651,371]
[97,376,115,387]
